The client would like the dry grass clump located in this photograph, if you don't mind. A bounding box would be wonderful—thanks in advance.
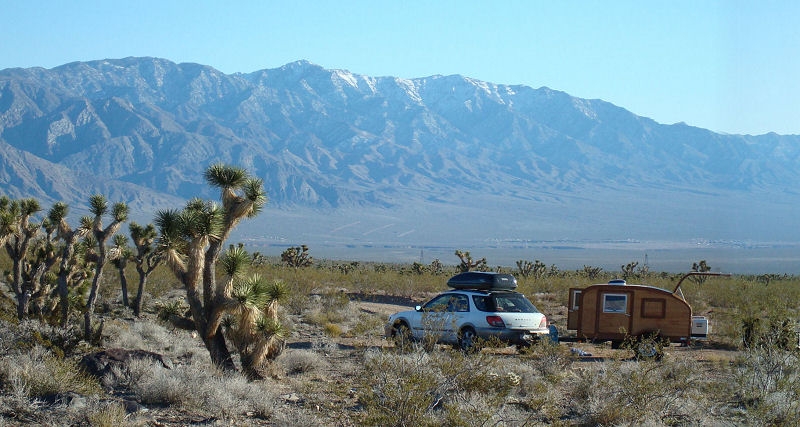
[103,318,206,362]
[0,345,101,400]
[562,358,714,425]
[83,399,131,427]
[723,329,800,425]
[120,356,278,421]
[357,347,521,426]
[276,349,328,375]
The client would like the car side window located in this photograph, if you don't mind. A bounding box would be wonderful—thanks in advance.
[425,294,459,312]
[453,295,469,312]
[472,296,489,312]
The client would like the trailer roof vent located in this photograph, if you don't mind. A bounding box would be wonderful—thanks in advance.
[608,279,626,286]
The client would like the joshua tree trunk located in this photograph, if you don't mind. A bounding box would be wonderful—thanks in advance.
[133,272,147,317]
[118,265,129,308]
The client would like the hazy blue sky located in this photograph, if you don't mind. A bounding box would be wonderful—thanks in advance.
[2,1,799,135]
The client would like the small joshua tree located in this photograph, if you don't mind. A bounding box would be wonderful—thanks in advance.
[582,265,603,279]
[109,234,133,308]
[129,222,162,317]
[281,244,313,269]
[220,244,289,379]
[516,260,533,277]
[84,195,129,340]
[48,202,93,327]
[455,250,487,272]
[690,260,712,284]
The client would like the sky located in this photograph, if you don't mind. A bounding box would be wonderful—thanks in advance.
[2,1,799,135]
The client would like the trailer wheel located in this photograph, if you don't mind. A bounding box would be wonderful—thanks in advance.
[634,335,665,361]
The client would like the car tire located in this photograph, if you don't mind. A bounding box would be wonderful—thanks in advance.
[393,322,413,352]
[459,327,479,352]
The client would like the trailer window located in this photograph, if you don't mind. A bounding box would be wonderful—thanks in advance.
[570,290,582,310]
[641,298,666,319]
[602,293,627,314]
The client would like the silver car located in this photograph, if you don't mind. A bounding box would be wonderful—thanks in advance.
[385,286,550,350]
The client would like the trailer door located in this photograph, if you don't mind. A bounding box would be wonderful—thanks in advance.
[567,288,582,330]
[596,291,633,336]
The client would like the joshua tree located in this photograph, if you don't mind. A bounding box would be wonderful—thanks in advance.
[690,260,712,284]
[47,202,94,327]
[156,163,267,372]
[220,245,288,379]
[582,265,603,280]
[621,261,640,280]
[129,222,162,317]
[0,197,43,319]
[280,244,313,269]
[516,260,534,277]
[109,234,133,308]
[83,195,129,339]
[455,249,487,272]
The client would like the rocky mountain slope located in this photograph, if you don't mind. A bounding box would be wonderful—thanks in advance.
[1,57,798,256]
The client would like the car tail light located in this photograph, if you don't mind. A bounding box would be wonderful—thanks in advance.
[486,315,505,328]
[538,316,548,329]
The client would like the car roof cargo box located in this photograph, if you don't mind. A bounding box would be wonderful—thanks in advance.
[447,272,518,290]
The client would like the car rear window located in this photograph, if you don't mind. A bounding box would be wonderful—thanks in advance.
[491,293,539,313]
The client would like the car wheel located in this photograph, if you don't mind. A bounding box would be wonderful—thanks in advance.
[459,327,479,352]
[393,322,413,352]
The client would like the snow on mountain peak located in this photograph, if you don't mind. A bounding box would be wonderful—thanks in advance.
[332,69,359,89]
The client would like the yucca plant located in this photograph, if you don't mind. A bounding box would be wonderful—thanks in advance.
[226,273,289,380]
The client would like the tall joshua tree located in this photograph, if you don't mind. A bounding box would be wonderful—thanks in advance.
[0,197,43,319]
[48,202,92,327]
[129,222,161,317]
[83,195,129,339]
[109,234,133,308]
[156,164,267,372]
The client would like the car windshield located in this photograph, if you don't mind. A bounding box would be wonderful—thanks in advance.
[476,293,539,313]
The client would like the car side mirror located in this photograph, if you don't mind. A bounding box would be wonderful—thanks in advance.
[415,305,422,311]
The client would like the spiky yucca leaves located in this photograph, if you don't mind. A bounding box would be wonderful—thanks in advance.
[204,164,266,237]
[154,209,189,274]
[226,274,289,380]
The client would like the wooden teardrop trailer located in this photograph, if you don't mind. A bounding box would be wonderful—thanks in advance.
[567,272,728,353]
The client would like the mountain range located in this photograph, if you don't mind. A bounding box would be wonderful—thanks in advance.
[1,57,798,270]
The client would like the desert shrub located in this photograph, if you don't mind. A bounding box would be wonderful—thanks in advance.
[277,349,327,375]
[564,358,712,425]
[519,338,576,379]
[126,358,278,420]
[103,319,205,361]
[0,346,101,400]
[358,348,520,426]
[323,322,343,337]
[155,299,185,321]
[348,312,386,340]
[84,400,129,427]
[0,319,84,359]
[286,292,311,315]
[724,325,800,424]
